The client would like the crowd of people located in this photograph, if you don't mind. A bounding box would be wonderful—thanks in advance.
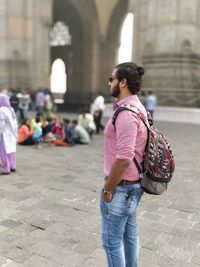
[17,114,92,149]
[9,88,54,121]
[0,89,106,175]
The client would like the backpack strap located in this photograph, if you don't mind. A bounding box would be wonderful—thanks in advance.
[133,158,142,175]
[112,105,141,127]
[137,112,152,131]
[112,104,151,128]
[112,104,150,175]
[112,106,130,126]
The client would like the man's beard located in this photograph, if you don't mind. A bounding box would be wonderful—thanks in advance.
[111,83,120,98]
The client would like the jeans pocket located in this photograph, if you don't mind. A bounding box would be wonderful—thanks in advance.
[108,189,128,216]
[100,195,108,215]
[129,186,143,212]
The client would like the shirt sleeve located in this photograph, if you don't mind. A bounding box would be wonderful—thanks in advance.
[115,110,140,160]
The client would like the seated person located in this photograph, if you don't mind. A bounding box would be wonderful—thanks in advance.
[71,120,90,144]
[52,117,64,140]
[30,112,48,131]
[18,119,34,145]
[78,110,96,137]
[32,117,43,149]
[63,118,75,146]
[42,118,56,143]
[53,118,73,147]
[30,112,42,130]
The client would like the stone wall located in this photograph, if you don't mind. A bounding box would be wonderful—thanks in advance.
[1,0,200,107]
[0,0,52,90]
[139,0,200,106]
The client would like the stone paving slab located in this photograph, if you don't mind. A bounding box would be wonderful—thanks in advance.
[0,121,199,266]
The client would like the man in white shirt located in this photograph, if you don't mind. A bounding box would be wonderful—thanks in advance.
[91,91,105,134]
[71,120,90,144]
[18,90,31,120]
[78,111,96,137]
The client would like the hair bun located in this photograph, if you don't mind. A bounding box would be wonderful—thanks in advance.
[137,66,144,76]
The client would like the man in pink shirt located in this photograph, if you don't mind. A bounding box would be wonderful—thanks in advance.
[100,62,148,267]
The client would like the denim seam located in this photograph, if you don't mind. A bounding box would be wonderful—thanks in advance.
[106,212,114,267]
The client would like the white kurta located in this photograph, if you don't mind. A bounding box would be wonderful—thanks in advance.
[91,95,105,114]
[0,107,18,154]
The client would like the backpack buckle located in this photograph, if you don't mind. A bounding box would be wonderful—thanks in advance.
[139,173,144,179]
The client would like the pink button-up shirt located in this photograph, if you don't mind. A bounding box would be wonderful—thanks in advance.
[104,95,148,181]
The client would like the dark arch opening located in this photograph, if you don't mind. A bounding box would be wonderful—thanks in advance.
[51,0,84,110]
[107,0,129,50]
[98,0,129,98]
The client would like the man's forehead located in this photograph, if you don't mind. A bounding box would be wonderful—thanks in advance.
[112,68,117,76]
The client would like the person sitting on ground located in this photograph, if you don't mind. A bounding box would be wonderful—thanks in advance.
[18,119,34,145]
[63,118,75,146]
[78,110,96,137]
[32,117,43,149]
[30,112,46,131]
[53,118,74,147]
[52,117,64,140]
[71,120,90,144]
[42,118,56,144]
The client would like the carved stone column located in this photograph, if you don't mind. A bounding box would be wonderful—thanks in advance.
[141,0,200,106]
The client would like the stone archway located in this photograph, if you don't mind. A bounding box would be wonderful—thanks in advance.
[50,0,136,108]
[51,0,84,110]
[98,0,129,98]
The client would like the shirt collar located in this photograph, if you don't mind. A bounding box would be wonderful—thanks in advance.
[114,95,139,110]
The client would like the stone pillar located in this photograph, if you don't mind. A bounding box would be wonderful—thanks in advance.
[128,0,141,64]
[31,0,52,89]
[141,0,200,106]
[97,0,129,99]
[98,38,118,98]
[1,0,31,88]
[0,1,8,87]
[0,0,52,91]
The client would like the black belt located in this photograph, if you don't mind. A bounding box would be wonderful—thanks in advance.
[118,179,140,186]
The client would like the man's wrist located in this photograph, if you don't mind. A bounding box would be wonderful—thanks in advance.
[102,186,112,195]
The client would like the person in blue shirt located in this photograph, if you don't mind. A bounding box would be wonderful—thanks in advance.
[63,118,75,146]
[146,91,157,119]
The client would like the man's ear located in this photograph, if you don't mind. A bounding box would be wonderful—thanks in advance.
[120,78,127,87]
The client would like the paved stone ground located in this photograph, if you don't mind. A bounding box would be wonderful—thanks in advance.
[0,119,199,267]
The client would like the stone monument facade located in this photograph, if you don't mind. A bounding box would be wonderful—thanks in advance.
[0,0,199,107]
[136,0,200,106]
[0,0,52,90]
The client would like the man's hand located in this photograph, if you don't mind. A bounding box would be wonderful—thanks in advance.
[101,191,113,203]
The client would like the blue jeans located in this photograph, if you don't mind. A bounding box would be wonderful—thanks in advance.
[100,183,143,267]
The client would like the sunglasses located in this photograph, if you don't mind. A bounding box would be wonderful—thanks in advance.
[109,76,117,83]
